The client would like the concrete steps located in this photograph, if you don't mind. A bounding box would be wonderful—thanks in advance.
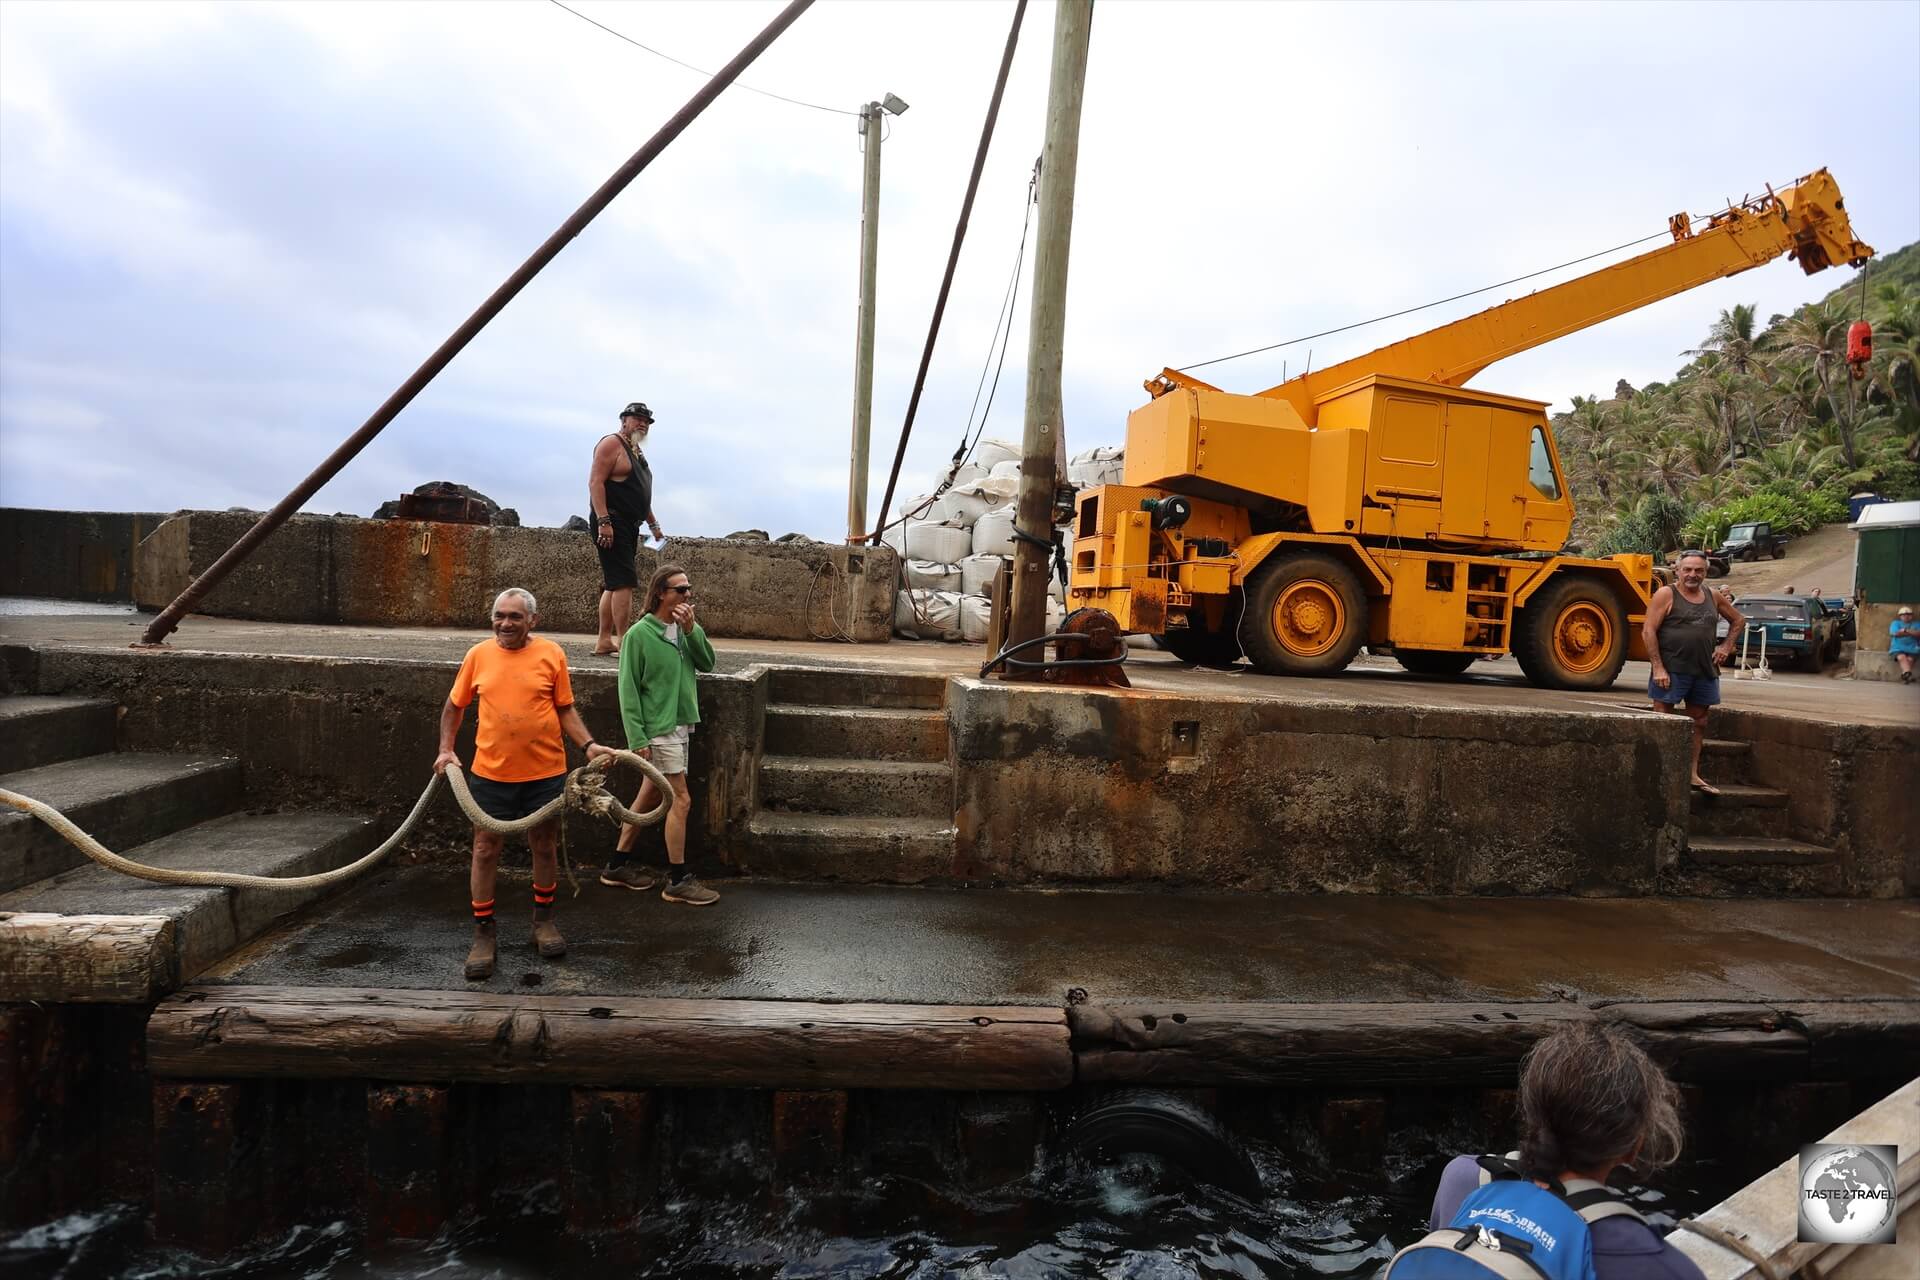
[765,667,946,711]
[763,704,950,763]
[1681,728,1839,894]
[758,757,954,820]
[745,668,956,882]
[0,811,380,1002]
[740,813,957,882]
[0,695,117,773]
[0,752,244,893]
[0,694,380,1001]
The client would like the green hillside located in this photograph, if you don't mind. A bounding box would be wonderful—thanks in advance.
[1553,238,1919,556]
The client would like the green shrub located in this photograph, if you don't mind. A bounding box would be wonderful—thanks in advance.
[1683,488,1844,548]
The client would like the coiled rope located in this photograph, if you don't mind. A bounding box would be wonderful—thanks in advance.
[0,749,670,892]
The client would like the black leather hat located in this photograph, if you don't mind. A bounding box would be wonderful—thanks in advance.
[620,402,654,423]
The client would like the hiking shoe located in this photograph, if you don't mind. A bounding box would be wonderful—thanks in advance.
[531,910,566,959]
[599,864,657,891]
[661,876,719,906]
[464,920,497,980]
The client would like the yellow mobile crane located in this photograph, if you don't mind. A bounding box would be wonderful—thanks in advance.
[1067,169,1872,688]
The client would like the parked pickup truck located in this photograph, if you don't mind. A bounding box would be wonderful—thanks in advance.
[1718,520,1790,561]
[1717,594,1844,670]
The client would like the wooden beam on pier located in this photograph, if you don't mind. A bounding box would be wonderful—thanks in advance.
[1070,998,1920,1086]
[146,986,1073,1091]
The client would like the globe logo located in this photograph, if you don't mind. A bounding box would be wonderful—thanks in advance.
[1798,1143,1898,1246]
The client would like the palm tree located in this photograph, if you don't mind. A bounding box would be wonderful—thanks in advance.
[1772,297,1863,468]
[1686,303,1770,451]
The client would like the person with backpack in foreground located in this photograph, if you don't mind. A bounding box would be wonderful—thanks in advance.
[1386,1023,1706,1279]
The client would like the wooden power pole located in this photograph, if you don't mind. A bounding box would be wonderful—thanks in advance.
[1004,0,1092,664]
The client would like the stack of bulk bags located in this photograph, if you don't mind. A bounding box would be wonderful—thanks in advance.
[971,438,1020,471]
[894,589,963,641]
[972,507,1017,557]
[903,559,961,593]
[959,553,1006,596]
[902,521,972,565]
[1068,445,1125,488]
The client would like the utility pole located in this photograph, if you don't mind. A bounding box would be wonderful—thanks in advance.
[846,93,908,543]
[1004,0,1091,661]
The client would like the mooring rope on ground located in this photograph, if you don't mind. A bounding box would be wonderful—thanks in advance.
[0,749,671,892]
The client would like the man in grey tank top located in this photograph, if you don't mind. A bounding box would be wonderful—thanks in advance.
[1642,551,1745,793]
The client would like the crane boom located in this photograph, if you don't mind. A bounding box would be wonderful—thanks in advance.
[1147,169,1871,425]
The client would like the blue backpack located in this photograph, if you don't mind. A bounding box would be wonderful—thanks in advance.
[1384,1155,1648,1280]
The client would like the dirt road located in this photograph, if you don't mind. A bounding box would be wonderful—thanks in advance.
[1712,521,1856,597]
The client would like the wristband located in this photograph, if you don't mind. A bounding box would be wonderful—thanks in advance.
[596,516,613,526]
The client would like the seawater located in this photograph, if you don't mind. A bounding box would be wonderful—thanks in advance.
[1,1134,1741,1280]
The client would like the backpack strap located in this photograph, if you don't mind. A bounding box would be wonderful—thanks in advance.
[1475,1152,1526,1186]
[1562,1184,1649,1227]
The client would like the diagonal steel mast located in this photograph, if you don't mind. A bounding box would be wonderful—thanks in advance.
[141,0,817,646]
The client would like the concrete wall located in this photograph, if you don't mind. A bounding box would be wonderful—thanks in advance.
[1713,707,1920,896]
[131,512,896,642]
[1851,602,1915,682]
[946,679,1692,895]
[1,508,169,602]
[5,644,767,872]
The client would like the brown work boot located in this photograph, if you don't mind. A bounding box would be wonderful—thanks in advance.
[464,920,497,980]
[531,908,566,959]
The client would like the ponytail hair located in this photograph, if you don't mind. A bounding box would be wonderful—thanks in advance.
[1516,1023,1684,1180]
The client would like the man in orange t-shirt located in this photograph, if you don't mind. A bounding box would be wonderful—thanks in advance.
[434,588,610,980]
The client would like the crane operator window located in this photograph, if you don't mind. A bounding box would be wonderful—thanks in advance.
[1527,426,1561,500]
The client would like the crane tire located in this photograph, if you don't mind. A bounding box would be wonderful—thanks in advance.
[1395,649,1478,677]
[1067,1088,1264,1200]
[1514,575,1629,691]
[1239,550,1369,676]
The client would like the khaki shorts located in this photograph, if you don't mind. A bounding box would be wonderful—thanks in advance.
[643,734,688,775]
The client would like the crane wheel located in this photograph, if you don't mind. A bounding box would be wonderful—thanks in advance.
[1513,576,1628,690]
[1395,649,1478,677]
[1239,550,1369,676]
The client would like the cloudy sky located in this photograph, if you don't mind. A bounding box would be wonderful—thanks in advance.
[3,0,1916,540]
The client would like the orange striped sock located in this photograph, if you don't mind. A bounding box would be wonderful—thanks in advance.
[471,898,495,923]
[532,883,557,909]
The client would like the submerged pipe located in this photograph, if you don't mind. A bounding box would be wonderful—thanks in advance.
[140,0,817,646]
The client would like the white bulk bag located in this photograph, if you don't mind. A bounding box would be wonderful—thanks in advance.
[972,437,1020,471]
[1050,572,1066,603]
[941,485,995,527]
[894,589,964,641]
[904,522,973,564]
[1068,445,1125,488]
[959,553,1009,596]
[959,594,992,644]
[948,463,987,488]
[989,459,1022,482]
[904,559,961,592]
[972,506,1018,557]
[1046,595,1066,632]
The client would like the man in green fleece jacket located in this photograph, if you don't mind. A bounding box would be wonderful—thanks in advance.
[602,563,720,904]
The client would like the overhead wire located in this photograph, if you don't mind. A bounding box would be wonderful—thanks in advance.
[1176,183,1804,377]
[546,0,859,117]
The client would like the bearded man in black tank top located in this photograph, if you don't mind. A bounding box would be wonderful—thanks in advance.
[1643,551,1745,793]
[587,402,665,655]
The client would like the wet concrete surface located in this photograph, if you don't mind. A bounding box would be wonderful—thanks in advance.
[4,606,1911,727]
[201,868,1920,1006]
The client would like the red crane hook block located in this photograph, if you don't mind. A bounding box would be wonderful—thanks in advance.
[1847,320,1874,379]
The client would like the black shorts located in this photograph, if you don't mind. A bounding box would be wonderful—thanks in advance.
[591,520,639,591]
[466,773,565,822]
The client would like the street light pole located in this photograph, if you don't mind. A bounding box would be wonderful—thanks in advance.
[1005,0,1092,659]
[846,93,908,544]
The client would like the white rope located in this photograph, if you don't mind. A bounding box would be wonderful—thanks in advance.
[0,749,671,892]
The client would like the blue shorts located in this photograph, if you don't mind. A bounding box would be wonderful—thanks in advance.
[1649,672,1721,707]
[465,773,565,822]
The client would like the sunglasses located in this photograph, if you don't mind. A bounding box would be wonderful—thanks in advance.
[668,585,693,595]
